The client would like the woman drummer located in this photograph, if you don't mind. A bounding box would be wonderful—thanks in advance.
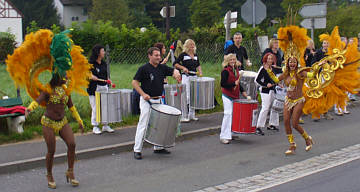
[255,53,280,136]
[220,54,251,144]
[173,39,203,122]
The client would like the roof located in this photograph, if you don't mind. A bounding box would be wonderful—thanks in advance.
[60,0,87,6]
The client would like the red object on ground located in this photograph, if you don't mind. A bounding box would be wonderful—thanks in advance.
[112,84,116,88]
[0,106,26,115]
[231,99,258,134]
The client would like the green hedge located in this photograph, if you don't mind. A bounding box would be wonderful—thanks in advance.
[0,32,16,64]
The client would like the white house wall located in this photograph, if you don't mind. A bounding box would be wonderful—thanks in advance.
[63,6,87,27]
[0,18,23,44]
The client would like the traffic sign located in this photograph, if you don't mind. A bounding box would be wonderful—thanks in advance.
[160,6,175,18]
[300,17,326,29]
[223,11,237,28]
[299,3,327,18]
[241,0,266,26]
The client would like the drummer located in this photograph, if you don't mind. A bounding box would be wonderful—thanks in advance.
[132,47,181,160]
[173,39,203,122]
[220,54,251,144]
[255,53,280,135]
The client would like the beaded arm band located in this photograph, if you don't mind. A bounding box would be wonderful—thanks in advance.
[27,101,39,112]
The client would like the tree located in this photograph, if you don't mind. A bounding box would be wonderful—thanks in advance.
[144,0,165,30]
[89,0,129,28]
[10,0,60,35]
[325,4,360,38]
[126,0,152,28]
[170,0,193,31]
[190,0,223,28]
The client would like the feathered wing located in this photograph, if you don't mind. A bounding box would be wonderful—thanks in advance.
[6,29,92,106]
[303,27,360,118]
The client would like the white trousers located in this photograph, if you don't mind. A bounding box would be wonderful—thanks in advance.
[256,90,279,128]
[133,96,163,152]
[220,95,233,140]
[182,74,196,119]
[89,85,108,126]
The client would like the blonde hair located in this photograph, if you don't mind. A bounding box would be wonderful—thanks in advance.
[222,54,237,67]
[307,39,314,48]
[183,39,196,54]
[269,38,278,49]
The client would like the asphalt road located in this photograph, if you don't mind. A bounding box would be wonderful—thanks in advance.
[262,159,360,192]
[1,105,360,192]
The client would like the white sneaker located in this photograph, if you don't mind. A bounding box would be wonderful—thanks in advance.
[180,118,190,123]
[102,125,114,133]
[190,117,199,121]
[220,139,230,144]
[92,127,102,135]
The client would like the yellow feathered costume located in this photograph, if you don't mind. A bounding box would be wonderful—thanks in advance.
[278,26,360,118]
[6,29,92,107]
[302,27,360,118]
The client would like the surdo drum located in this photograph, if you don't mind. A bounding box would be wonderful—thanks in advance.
[240,71,259,100]
[272,86,286,112]
[231,99,258,134]
[190,77,215,110]
[119,89,133,118]
[95,89,122,123]
[145,104,182,147]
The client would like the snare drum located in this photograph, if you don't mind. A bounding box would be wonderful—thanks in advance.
[190,77,215,110]
[232,99,258,134]
[271,99,284,112]
[95,89,122,123]
[145,104,182,147]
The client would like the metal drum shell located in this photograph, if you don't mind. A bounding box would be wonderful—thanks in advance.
[96,89,122,124]
[164,84,186,110]
[145,104,182,148]
[240,71,259,100]
[190,77,215,110]
[119,89,133,118]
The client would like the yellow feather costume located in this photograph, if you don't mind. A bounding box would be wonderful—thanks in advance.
[302,27,360,118]
[6,29,92,107]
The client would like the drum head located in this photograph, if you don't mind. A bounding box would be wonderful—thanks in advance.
[119,89,132,93]
[151,104,181,116]
[242,71,257,77]
[233,99,258,104]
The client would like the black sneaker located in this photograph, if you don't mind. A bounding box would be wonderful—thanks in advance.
[134,152,142,160]
[153,149,171,154]
[267,125,279,131]
[255,128,265,136]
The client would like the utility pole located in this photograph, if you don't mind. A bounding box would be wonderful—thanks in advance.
[165,0,170,40]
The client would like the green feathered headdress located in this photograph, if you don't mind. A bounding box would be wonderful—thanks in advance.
[50,29,73,78]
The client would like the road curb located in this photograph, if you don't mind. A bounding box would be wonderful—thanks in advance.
[0,126,220,175]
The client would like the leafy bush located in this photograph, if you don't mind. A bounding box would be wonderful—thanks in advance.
[0,32,17,64]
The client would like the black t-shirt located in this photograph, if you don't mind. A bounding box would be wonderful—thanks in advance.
[173,52,200,75]
[87,60,108,95]
[304,48,316,67]
[311,48,327,65]
[224,44,248,70]
[133,63,174,97]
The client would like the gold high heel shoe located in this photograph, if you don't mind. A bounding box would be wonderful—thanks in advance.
[47,173,56,189]
[305,136,314,151]
[285,143,297,155]
[65,168,79,187]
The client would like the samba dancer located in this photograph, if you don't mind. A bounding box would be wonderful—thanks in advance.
[255,53,280,135]
[173,39,203,122]
[220,54,251,144]
[87,44,115,134]
[132,47,181,160]
[7,30,91,188]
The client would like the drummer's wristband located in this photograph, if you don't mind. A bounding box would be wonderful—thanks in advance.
[69,106,84,126]
[266,69,279,83]
[27,101,39,112]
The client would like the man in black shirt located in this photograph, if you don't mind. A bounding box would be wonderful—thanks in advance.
[224,32,251,70]
[132,47,181,160]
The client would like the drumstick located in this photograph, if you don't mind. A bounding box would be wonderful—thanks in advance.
[165,51,171,60]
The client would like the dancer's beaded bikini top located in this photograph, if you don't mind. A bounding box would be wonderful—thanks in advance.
[48,85,68,105]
